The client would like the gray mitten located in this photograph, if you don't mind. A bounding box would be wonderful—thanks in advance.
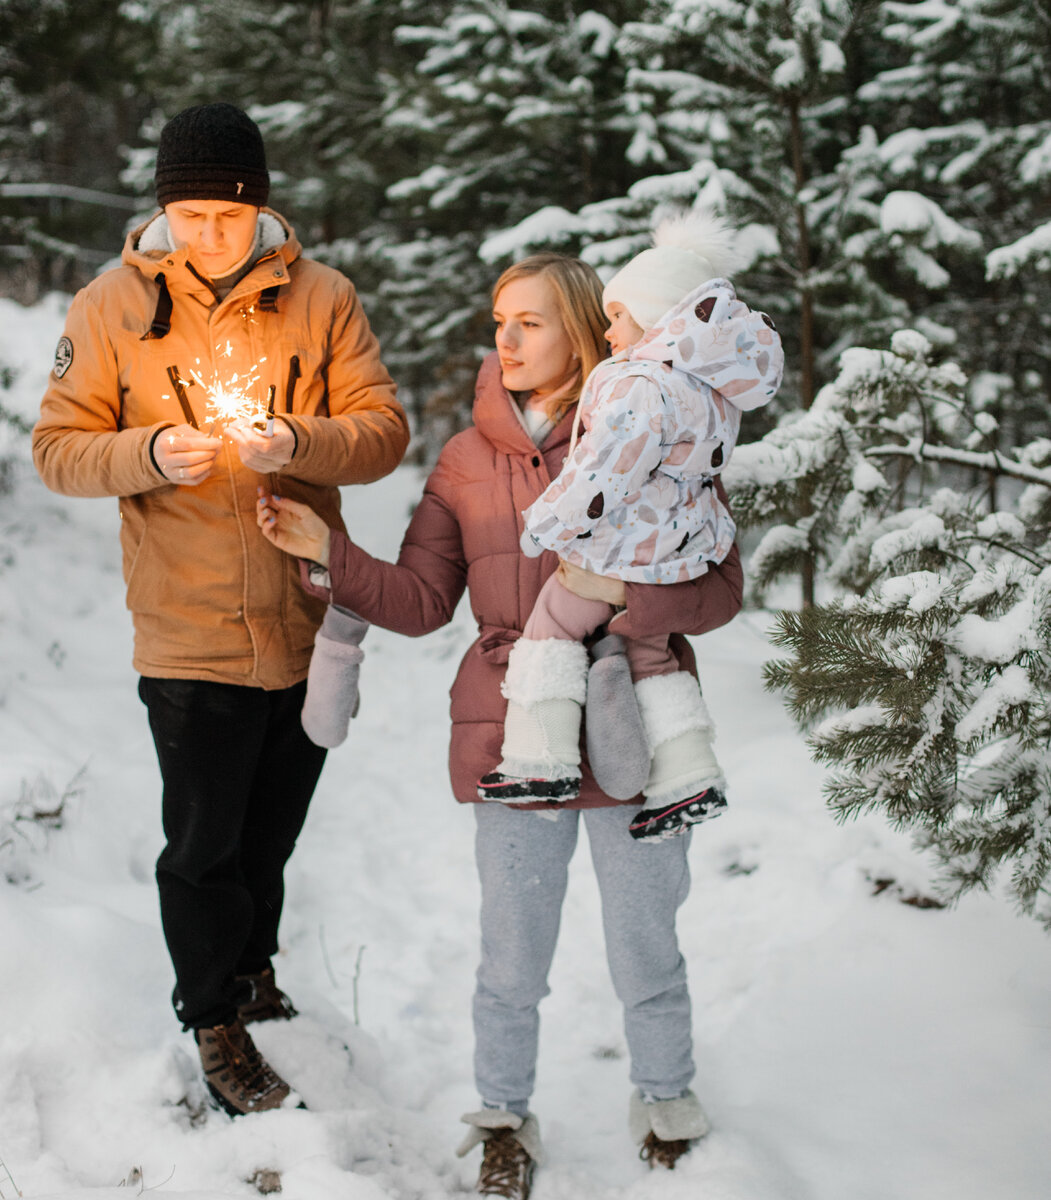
[301,605,368,749]
[585,633,650,800]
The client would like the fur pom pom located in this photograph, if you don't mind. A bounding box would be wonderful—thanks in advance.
[651,208,746,279]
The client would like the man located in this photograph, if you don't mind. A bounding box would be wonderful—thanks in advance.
[33,103,409,1116]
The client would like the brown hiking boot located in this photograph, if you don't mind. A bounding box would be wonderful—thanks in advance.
[195,1018,295,1116]
[477,1128,536,1199]
[236,967,298,1024]
[639,1131,691,1169]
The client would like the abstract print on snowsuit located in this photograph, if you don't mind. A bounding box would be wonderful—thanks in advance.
[521,279,783,584]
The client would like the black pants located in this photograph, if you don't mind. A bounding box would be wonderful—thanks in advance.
[138,676,327,1030]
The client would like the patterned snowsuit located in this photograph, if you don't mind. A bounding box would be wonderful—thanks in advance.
[521,278,783,584]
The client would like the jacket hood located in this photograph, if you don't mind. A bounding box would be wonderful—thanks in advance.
[122,207,300,285]
[629,278,783,414]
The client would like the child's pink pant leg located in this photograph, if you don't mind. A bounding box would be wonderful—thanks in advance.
[523,575,678,680]
[523,574,612,641]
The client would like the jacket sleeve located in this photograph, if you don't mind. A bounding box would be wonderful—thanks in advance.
[279,280,409,486]
[32,288,173,498]
[522,372,665,551]
[611,479,744,640]
[310,459,468,637]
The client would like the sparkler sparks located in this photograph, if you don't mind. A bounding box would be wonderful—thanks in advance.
[180,347,271,429]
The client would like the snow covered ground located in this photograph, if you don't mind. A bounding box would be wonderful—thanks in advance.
[1,295,1049,1200]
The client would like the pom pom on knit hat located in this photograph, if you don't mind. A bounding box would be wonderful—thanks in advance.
[602,208,745,331]
[155,102,269,208]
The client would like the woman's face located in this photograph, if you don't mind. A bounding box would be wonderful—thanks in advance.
[492,275,576,396]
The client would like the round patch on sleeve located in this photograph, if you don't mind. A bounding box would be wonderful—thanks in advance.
[53,336,74,378]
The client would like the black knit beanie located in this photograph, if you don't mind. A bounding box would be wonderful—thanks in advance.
[154,103,269,208]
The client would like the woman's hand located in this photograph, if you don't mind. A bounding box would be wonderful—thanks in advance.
[557,559,626,607]
[225,417,296,472]
[154,423,222,485]
[256,488,332,565]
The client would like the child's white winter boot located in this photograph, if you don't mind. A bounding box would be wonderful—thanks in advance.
[477,637,588,803]
[631,671,727,840]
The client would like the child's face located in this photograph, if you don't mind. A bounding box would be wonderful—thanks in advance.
[604,302,645,356]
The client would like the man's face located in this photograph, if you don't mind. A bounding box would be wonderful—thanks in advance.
[164,200,260,278]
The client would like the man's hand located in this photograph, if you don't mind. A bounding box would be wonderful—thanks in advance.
[556,559,626,607]
[225,416,296,473]
[256,488,332,565]
[154,423,222,485]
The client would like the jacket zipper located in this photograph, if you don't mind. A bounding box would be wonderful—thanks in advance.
[285,355,301,413]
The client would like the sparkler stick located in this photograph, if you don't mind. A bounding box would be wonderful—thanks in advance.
[253,385,276,437]
[166,365,199,429]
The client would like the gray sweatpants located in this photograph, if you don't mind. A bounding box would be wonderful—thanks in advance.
[473,803,694,1114]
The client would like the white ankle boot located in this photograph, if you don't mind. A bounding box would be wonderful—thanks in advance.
[631,672,727,840]
[630,1089,709,1169]
[477,638,589,803]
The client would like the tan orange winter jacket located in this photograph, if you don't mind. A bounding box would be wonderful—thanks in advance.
[33,209,409,688]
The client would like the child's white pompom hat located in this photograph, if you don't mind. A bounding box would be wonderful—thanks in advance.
[602,208,745,330]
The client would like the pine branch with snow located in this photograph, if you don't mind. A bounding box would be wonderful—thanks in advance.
[756,327,1051,926]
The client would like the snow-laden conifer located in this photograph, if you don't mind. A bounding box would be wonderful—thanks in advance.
[743,329,1051,926]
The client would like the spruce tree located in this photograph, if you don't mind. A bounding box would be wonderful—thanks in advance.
[749,328,1051,926]
[375,1,642,442]
[850,0,1051,444]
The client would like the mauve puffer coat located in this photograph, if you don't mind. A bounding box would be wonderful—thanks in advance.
[307,351,744,807]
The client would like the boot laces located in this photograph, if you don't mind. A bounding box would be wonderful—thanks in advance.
[478,1129,532,1198]
[639,1131,690,1169]
[210,1025,282,1098]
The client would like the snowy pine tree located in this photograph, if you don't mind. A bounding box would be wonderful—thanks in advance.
[375,1,643,442]
[855,0,1051,443]
[743,329,1051,926]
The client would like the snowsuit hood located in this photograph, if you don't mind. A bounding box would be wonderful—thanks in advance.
[521,280,783,583]
[630,277,782,413]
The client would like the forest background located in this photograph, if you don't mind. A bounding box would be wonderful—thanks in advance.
[4,0,1051,930]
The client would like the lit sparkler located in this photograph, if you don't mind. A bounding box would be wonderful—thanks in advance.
[168,345,272,433]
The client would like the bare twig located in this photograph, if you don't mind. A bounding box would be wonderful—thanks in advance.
[0,1147,23,1199]
[353,945,366,1026]
[318,923,339,989]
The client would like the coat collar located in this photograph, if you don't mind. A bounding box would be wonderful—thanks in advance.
[472,351,576,457]
[122,208,301,299]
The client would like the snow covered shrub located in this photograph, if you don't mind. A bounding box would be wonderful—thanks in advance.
[737,331,1051,927]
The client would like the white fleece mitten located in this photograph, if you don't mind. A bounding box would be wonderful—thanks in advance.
[301,605,368,749]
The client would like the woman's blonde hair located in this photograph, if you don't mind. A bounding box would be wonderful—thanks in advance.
[492,253,608,423]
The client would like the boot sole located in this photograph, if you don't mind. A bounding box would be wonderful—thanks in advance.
[477,773,579,802]
[204,1081,306,1118]
[630,789,727,841]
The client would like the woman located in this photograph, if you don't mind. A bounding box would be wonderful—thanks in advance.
[257,254,743,1197]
